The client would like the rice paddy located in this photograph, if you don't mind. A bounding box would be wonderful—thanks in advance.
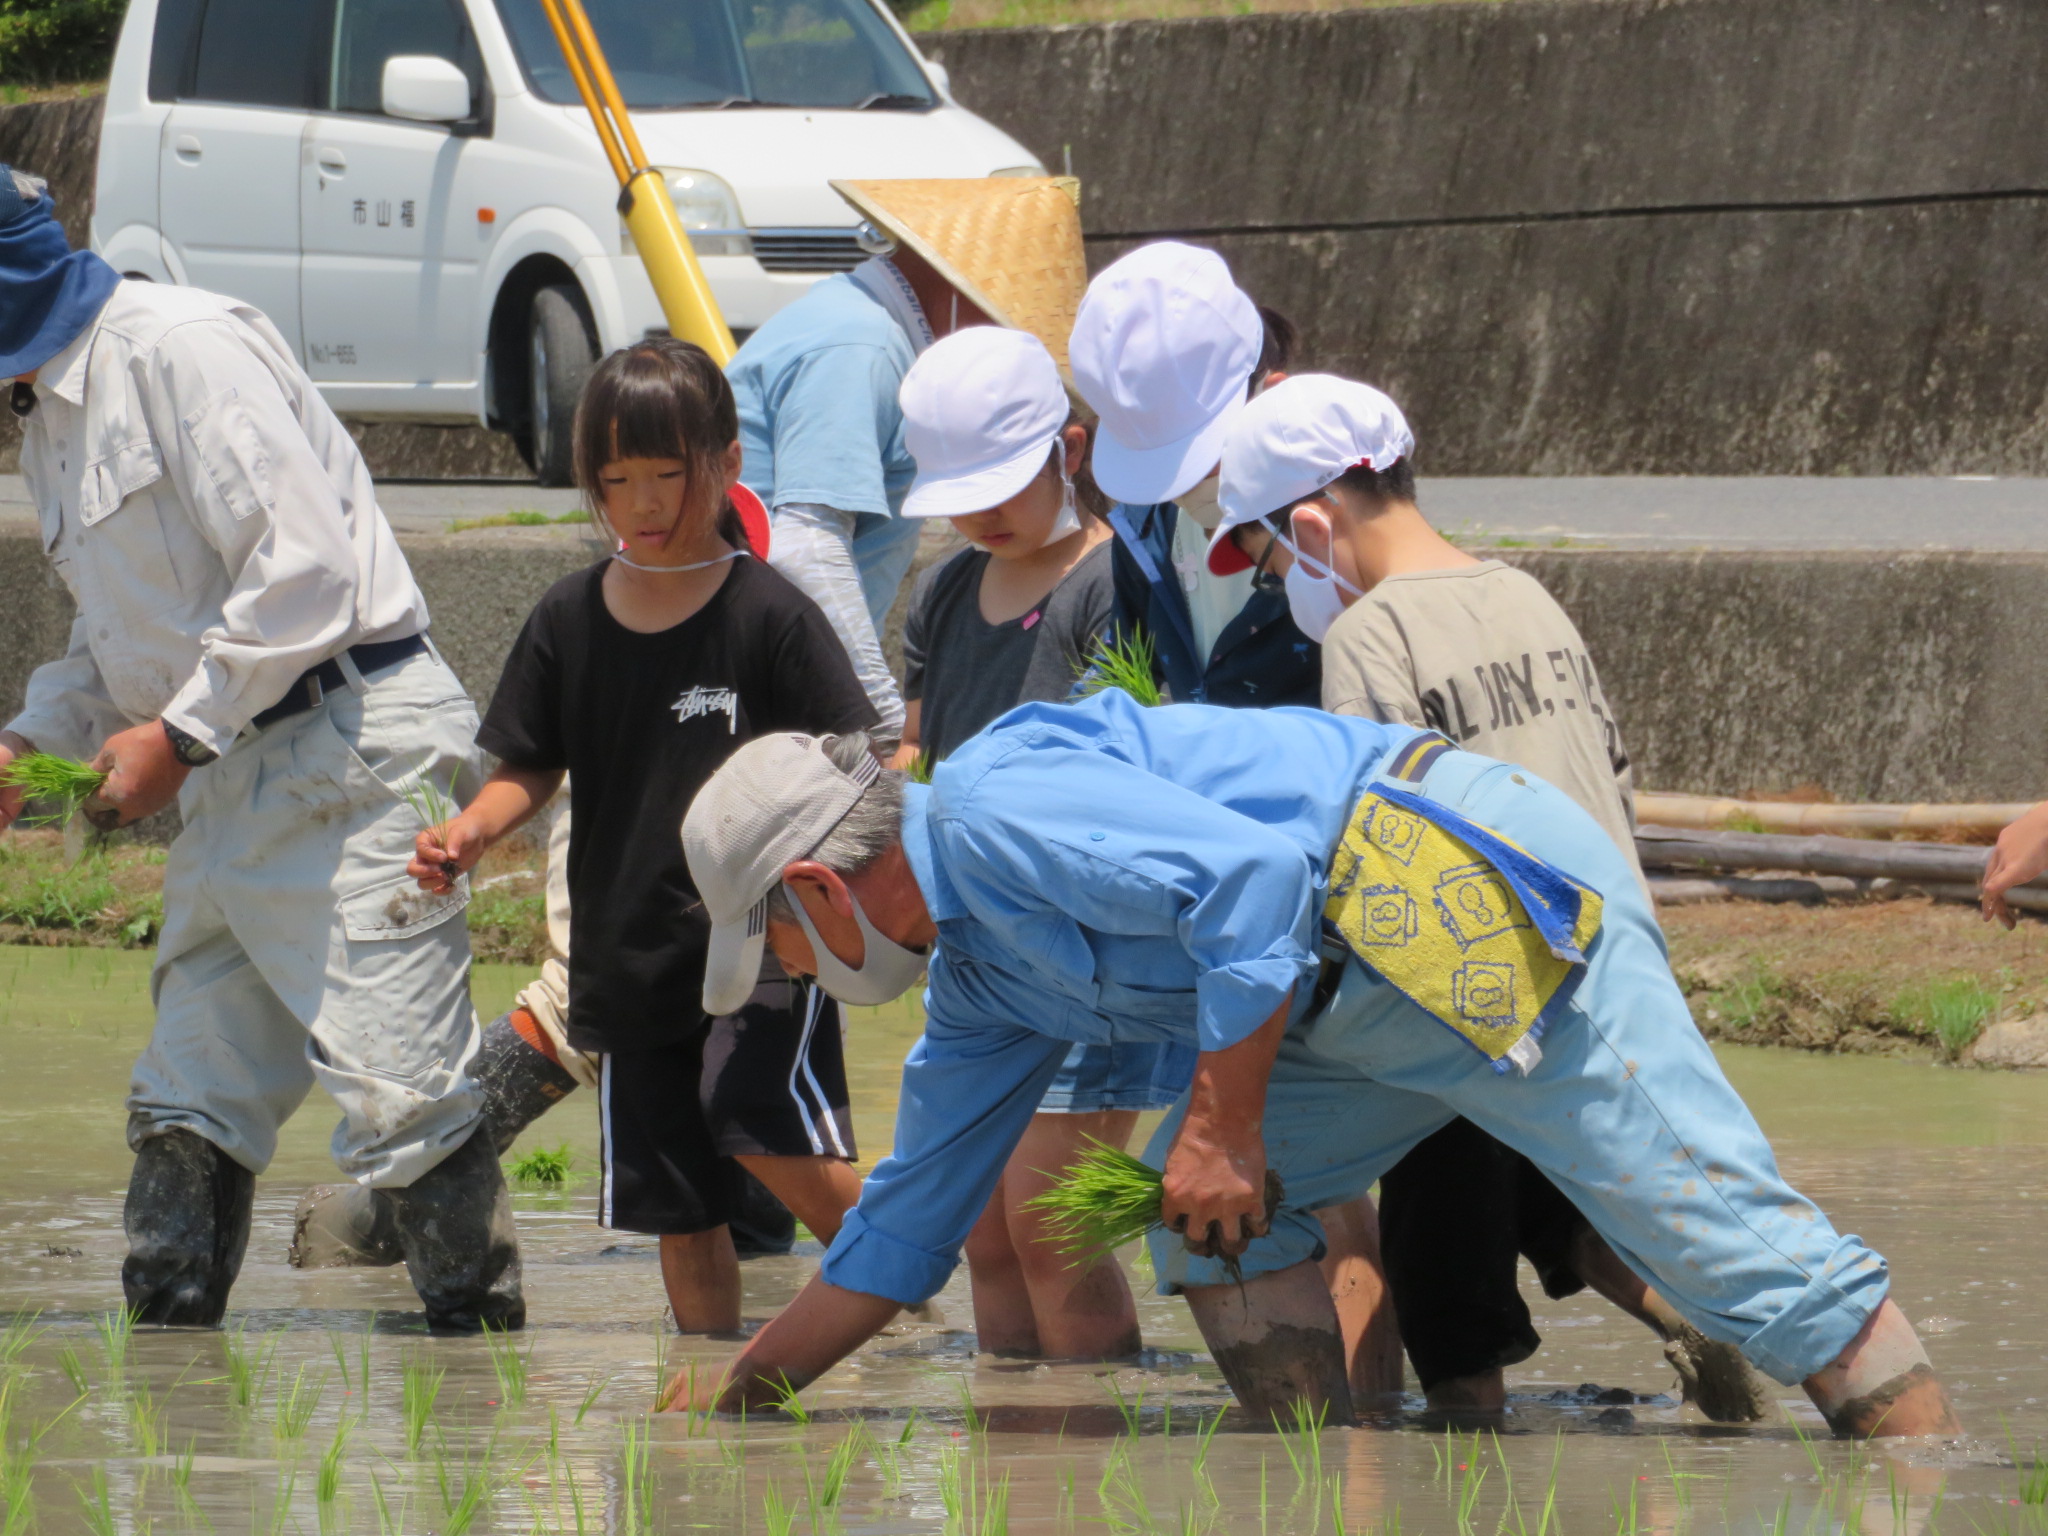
[0,947,2045,1533]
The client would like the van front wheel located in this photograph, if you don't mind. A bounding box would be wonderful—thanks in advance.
[527,285,596,487]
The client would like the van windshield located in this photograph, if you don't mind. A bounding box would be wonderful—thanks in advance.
[494,0,936,111]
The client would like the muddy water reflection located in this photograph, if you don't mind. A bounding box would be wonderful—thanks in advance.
[0,948,2043,1533]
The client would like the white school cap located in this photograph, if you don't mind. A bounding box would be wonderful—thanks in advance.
[899,327,1068,518]
[1068,242,1264,506]
[1208,375,1416,575]
[684,733,882,1016]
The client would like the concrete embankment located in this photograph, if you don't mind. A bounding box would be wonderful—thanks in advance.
[3,532,2045,805]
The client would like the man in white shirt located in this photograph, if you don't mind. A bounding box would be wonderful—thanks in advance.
[0,166,521,1332]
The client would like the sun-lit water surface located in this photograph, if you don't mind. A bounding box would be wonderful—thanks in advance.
[0,946,2042,1534]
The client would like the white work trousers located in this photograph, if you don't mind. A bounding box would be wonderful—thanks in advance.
[127,648,486,1187]
[766,502,920,738]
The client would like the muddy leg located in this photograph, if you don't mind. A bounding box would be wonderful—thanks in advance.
[963,1178,1042,1356]
[1003,1112,1143,1361]
[1802,1299,1960,1437]
[1315,1195,1404,1403]
[1184,1259,1354,1421]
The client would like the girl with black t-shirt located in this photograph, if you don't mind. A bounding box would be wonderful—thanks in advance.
[408,340,877,1334]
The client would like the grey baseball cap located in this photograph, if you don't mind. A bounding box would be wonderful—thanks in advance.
[683,733,881,1016]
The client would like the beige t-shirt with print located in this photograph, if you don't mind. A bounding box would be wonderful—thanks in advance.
[1321,561,1642,879]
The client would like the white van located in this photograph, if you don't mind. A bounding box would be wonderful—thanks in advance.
[94,0,1041,480]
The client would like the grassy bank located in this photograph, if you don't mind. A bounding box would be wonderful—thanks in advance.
[0,828,549,965]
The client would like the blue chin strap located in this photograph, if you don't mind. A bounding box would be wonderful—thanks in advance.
[0,165,121,381]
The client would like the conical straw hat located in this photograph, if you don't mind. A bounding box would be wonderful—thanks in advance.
[832,177,1086,371]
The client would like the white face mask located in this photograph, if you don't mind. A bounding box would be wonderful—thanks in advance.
[1045,459,1082,544]
[1274,529,1363,644]
[788,883,929,1006]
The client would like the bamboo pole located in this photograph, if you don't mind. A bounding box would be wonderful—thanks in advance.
[1636,792,2030,837]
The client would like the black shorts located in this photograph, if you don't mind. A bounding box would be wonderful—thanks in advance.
[598,973,856,1235]
[1377,1117,1591,1391]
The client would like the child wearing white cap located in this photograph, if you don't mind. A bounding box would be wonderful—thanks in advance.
[1213,375,1773,1420]
[889,325,1191,1361]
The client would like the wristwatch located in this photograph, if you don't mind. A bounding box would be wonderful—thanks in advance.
[161,721,219,767]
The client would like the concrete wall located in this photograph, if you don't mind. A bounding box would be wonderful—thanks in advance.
[5,532,2046,803]
[925,0,2048,474]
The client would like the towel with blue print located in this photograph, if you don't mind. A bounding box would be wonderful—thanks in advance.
[1323,783,1603,1073]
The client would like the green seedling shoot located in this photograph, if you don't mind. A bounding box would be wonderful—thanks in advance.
[484,1319,535,1406]
[317,1417,351,1504]
[0,755,107,830]
[272,1363,326,1439]
[401,1352,445,1456]
[223,1323,278,1409]
[508,1142,574,1187]
[93,1307,136,1377]
[1077,630,1163,708]
[1027,1138,1166,1260]
[399,757,461,879]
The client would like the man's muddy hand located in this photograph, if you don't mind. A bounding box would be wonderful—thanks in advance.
[1161,1123,1269,1260]
[409,816,486,895]
[86,721,192,828]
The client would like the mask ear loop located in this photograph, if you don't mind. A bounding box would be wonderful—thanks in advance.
[1272,498,1366,597]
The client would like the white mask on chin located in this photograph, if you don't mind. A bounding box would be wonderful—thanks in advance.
[788,883,929,1006]
[1045,460,1082,544]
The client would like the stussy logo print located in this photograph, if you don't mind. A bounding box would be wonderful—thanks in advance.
[671,685,739,733]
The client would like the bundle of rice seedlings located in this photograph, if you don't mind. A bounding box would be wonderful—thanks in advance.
[0,753,107,828]
[1025,1137,1285,1275]
[1023,1138,1166,1259]
[1075,630,1162,708]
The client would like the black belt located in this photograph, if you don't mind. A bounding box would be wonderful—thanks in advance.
[249,634,430,732]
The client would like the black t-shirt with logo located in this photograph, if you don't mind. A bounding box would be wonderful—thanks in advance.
[478,556,877,1051]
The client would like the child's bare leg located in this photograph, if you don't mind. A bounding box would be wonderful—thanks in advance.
[735,1154,864,1245]
[1184,1259,1354,1421]
[1802,1299,1960,1437]
[1314,1195,1404,1401]
[964,1182,1042,1355]
[661,1227,741,1333]
[1003,1111,1143,1360]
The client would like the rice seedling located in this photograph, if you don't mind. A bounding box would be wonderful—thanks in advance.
[1190,1407,1226,1498]
[223,1323,277,1409]
[765,1372,811,1424]
[762,1479,800,1536]
[1028,1138,1166,1262]
[619,1417,655,1534]
[1097,1441,1150,1535]
[508,1142,574,1187]
[956,1374,984,1435]
[93,1306,136,1377]
[1077,630,1163,708]
[401,1352,445,1456]
[484,1320,535,1406]
[431,1442,495,1536]
[0,1315,41,1371]
[816,1424,867,1508]
[317,1417,351,1504]
[272,1363,327,1439]
[73,1464,114,1536]
[326,1319,374,1393]
[400,759,462,881]
[54,1346,88,1397]
[872,1411,918,1496]
[372,1473,410,1536]
[573,1370,610,1427]
[907,750,934,784]
[127,1375,169,1457]
[169,1438,198,1510]
[1104,1376,1146,1439]
[0,754,106,830]
[1273,1397,1328,1491]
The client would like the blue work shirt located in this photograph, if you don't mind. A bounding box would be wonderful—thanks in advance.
[727,273,917,518]
[821,689,1413,1304]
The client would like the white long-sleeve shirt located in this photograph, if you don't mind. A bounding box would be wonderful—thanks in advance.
[8,283,429,759]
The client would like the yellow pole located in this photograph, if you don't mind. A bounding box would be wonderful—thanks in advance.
[535,0,737,365]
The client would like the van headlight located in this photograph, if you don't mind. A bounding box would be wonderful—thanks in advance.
[621,169,753,258]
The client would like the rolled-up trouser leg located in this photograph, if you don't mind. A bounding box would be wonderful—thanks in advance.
[123,1128,255,1327]
[378,1128,525,1332]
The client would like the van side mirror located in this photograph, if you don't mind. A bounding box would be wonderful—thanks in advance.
[383,55,473,123]
[924,61,951,97]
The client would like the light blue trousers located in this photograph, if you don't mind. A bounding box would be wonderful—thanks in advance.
[1146,750,1889,1386]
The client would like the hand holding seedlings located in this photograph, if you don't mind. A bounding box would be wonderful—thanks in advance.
[83,721,192,828]
[0,749,109,832]
[400,763,467,888]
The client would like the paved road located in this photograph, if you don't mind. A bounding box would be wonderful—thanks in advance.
[3,472,2044,547]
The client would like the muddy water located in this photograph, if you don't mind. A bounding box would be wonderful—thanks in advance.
[1,946,2045,1534]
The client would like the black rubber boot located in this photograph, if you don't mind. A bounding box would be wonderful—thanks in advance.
[122,1128,255,1327]
[379,1129,526,1333]
[472,1011,580,1155]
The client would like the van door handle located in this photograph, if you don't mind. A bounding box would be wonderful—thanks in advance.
[316,147,348,176]
[173,135,202,163]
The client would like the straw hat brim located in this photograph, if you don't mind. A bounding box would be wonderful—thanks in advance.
[832,177,1087,371]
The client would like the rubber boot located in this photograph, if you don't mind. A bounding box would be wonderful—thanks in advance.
[289,1182,401,1269]
[122,1128,255,1327]
[378,1128,526,1333]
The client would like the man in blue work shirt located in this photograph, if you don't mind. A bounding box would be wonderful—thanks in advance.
[675,695,1959,1438]
[1070,243,1319,708]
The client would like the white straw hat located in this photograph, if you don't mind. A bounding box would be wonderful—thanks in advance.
[684,734,882,1016]
[900,328,1067,519]
[1069,242,1263,506]
[1208,375,1415,575]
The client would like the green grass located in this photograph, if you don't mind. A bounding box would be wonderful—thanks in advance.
[0,754,106,830]
[1076,630,1164,708]
[448,509,592,533]
[1022,1136,1164,1259]
[1893,976,1998,1058]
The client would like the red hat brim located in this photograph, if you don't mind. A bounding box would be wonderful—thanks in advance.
[731,482,771,560]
